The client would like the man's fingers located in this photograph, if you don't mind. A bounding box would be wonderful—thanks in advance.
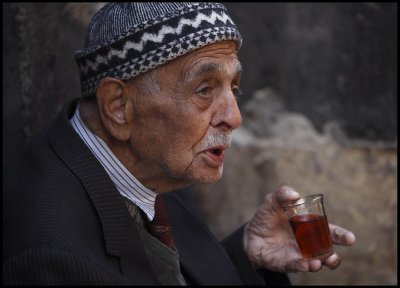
[275,186,301,207]
[329,224,356,245]
[293,259,309,272]
[308,259,322,272]
[323,253,342,269]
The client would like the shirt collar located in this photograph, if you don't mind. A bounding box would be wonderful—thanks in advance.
[69,104,157,221]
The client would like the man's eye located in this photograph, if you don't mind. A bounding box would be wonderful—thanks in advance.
[232,87,242,99]
[196,87,211,96]
[193,86,213,109]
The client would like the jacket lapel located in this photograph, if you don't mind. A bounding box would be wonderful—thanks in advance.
[163,190,243,285]
[47,100,158,284]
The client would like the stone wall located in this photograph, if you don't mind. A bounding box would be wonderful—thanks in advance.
[224,2,397,142]
[3,3,397,285]
[3,3,105,167]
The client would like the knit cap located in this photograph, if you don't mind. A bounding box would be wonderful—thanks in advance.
[74,2,242,97]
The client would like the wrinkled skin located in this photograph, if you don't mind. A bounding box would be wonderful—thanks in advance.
[123,41,242,191]
[244,186,356,272]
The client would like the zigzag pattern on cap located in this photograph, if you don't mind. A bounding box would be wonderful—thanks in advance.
[75,2,242,97]
[78,10,235,75]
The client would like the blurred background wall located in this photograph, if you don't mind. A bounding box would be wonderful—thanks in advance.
[3,2,397,285]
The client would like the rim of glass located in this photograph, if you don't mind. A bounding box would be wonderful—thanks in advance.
[281,193,323,209]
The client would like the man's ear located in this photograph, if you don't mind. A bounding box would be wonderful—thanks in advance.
[96,77,133,141]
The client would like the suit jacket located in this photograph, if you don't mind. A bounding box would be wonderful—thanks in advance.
[3,99,290,286]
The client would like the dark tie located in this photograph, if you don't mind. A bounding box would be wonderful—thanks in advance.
[149,195,174,249]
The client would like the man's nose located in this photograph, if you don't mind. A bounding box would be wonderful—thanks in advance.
[211,89,242,131]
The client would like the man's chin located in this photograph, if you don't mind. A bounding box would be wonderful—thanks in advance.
[193,167,224,185]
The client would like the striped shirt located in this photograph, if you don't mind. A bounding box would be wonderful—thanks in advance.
[69,105,157,221]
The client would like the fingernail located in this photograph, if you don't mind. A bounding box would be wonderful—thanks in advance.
[326,254,340,268]
[287,190,300,198]
[346,232,356,244]
[329,254,338,262]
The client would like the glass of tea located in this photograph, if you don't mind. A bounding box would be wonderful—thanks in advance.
[281,194,334,261]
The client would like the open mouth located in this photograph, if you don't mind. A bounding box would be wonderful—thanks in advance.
[210,148,223,156]
[200,146,227,166]
[203,148,225,166]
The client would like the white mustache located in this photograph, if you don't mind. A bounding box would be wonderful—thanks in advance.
[198,132,232,152]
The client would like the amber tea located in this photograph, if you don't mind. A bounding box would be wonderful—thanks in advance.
[282,194,334,260]
[289,213,333,260]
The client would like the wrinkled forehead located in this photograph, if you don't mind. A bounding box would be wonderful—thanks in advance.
[174,41,242,80]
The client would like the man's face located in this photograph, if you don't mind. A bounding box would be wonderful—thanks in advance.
[128,41,242,189]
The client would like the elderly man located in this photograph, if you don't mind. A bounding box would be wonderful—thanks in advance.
[3,2,355,285]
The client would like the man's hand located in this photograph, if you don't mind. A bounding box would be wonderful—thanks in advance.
[243,186,356,273]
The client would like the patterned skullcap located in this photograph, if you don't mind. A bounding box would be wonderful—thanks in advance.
[74,2,242,97]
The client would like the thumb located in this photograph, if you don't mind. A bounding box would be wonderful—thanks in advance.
[274,186,301,208]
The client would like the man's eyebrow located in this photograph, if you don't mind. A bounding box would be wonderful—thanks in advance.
[186,62,242,81]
